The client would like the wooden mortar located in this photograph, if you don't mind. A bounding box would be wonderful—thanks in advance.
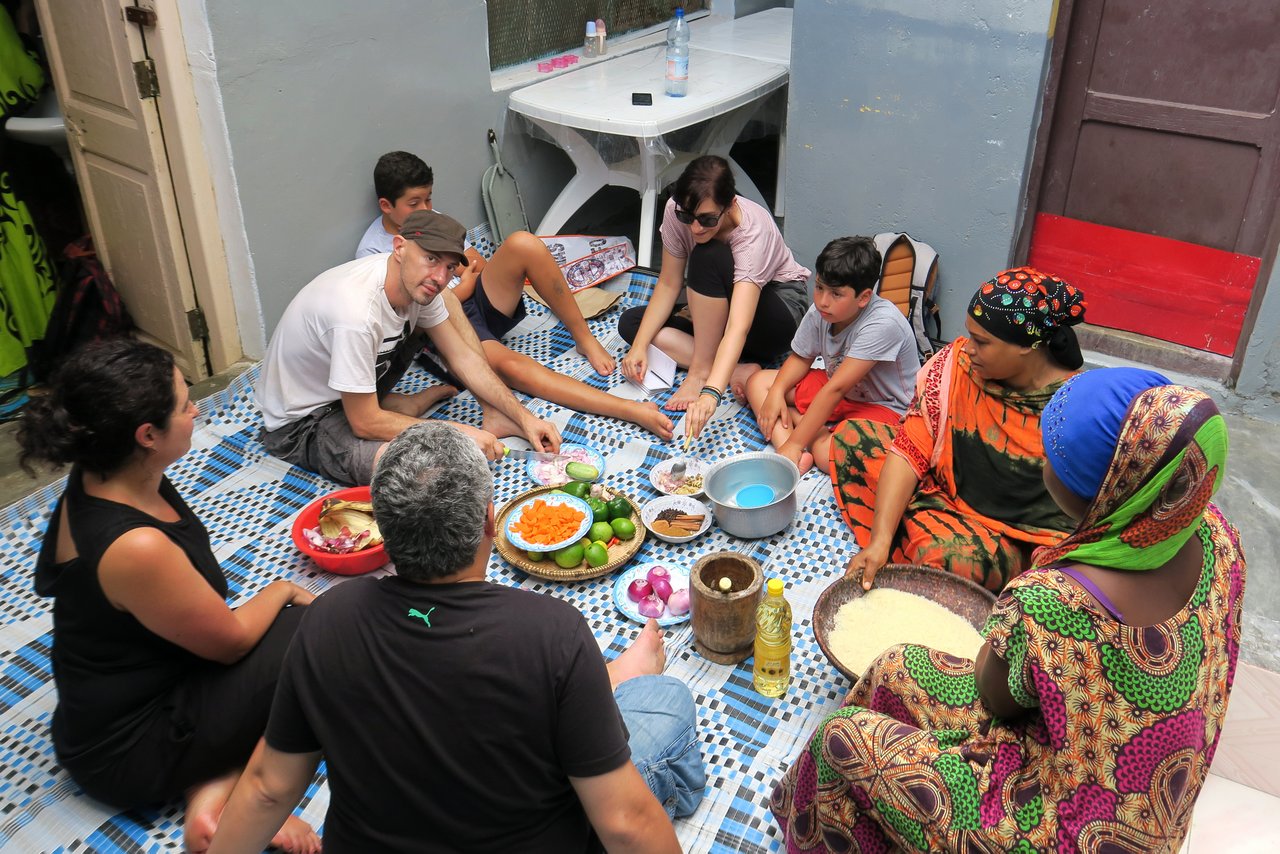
[690,551,764,664]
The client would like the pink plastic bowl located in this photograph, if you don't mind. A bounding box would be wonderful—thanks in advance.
[291,486,388,575]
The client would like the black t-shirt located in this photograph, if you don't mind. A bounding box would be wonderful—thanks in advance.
[266,576,630,853]
[33,467,228,768]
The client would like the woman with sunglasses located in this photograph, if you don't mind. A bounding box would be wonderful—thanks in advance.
[619,155,811,439]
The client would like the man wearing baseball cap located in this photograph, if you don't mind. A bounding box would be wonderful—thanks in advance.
[257,209,560,485]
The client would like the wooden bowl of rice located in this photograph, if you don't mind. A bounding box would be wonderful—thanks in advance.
[813,564,996,682]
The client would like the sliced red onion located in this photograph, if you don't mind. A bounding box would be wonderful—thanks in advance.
[637,593,666,619]
[650,576,673,602]
[627,578,652,602]
[666,588,690,616]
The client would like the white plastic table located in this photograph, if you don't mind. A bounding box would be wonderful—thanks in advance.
[508,43,788,267]
[690,7,793,66]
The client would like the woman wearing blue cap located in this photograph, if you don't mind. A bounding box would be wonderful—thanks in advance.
[773,367,1246,853]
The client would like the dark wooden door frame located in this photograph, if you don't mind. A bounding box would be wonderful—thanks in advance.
[1013,0,1280,383]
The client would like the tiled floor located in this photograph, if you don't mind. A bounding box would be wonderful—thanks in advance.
[1187,663,1280,847]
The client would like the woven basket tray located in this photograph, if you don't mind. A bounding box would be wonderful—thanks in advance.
[495,484,646,581]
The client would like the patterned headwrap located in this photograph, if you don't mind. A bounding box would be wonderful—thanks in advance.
[1032,371,1228,572]
[968,267,1088,369]
[1041,367,1171,501]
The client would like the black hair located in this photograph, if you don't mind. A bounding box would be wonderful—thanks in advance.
[672,155,736,212]
[815,236,882,295]
[17,338,177,476]
[373,151,433,204]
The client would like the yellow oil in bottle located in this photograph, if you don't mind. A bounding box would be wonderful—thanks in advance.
[752,578,792,698]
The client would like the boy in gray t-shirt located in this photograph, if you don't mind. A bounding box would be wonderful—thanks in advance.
[744,236,920,474]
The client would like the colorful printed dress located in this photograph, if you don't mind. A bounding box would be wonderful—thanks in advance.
[830,340,1076,590]
[770,505,1245,853]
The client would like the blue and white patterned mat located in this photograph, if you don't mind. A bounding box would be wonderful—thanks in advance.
[0,269,861,853]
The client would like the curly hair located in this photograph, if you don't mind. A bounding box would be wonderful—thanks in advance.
[17,338,176,476]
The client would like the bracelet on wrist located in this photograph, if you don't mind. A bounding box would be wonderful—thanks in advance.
[699,386,723,404]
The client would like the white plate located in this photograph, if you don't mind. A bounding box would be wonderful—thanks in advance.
[526,443,606,486]
[641,495,713,543]
[612,562,691,627]
[649,457,708,497]
[504,493,594,552]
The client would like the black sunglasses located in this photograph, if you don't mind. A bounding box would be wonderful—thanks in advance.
[673,206,726,228]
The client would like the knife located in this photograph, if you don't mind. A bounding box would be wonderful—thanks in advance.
[502,447,576,464]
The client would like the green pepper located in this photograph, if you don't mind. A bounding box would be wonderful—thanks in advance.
[586,496,609,523]
[606,496,633,520]
[561,480,592,499]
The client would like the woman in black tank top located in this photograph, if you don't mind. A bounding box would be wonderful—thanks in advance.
[19,340,320,853]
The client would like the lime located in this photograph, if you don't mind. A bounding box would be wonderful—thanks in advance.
[585,541,610,567]
[579,537,592,550]
[553,543,585,569]
[610,517,637,540]
[589,521,615,544]
[526,549,545,562]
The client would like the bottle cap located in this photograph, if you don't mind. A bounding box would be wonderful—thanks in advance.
[767,578,784,595]
[596,17,606,33]
[586,21,596,35]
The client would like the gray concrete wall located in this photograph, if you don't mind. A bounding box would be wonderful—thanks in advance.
[203,1,511,334]
[1234,261,1280,418]
[782,0,1054,338]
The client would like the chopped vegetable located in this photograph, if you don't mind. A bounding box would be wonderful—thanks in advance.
[304,497,382,554]
[510,499,587,546]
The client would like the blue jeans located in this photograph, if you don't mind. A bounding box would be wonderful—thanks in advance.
[614,674,706,819]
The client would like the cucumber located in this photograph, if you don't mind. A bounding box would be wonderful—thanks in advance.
[565,461,600,482]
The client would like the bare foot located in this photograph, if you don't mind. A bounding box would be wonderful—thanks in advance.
[607,619,666,690]
[796,450,815,475]
[184,771,238,853]
[480,407,524,439]
[665,377,707,412]
[270,814,322,854]
[576,337,616,376]
[630,401,674,440]
[383,384,457,417]
[730,362,762,402]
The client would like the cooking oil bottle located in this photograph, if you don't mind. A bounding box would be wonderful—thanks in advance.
[753,578,792,697]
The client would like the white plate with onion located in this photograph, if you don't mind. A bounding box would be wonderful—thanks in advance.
[612,563,691,627]
[649,457,708,497]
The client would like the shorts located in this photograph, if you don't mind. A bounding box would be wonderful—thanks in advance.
[613,674,706,819]
[260,331,426,486]
[794,368,902,425]
[461,272,526,343]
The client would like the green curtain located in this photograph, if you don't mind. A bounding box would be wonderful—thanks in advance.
[0,6,56,377]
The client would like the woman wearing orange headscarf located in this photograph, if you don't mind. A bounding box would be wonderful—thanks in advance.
[833,267,1087,591]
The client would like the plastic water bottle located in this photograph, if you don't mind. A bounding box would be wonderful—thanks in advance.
[753,578,792,697]
[665,7,690,97]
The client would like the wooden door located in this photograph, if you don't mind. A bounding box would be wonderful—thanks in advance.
[34,0,210,379]
[1021,0,1280,359]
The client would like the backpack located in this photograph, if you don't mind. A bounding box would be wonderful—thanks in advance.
[872,232,942,361]
[25,235,135,383]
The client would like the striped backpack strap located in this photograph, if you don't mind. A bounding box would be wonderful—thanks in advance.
[872,232,942,361]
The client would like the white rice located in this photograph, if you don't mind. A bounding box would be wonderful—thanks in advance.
[828,588,985,677]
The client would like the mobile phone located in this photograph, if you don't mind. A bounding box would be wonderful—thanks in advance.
[632,92,653,106]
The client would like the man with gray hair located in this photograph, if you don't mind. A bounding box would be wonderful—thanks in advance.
[210,423,704,853]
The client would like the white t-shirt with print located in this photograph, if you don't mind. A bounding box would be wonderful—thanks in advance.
[789,294,919,414]
[257,254,450,432]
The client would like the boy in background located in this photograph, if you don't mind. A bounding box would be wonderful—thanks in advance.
[356,151,673,440]
[744,236,919,474]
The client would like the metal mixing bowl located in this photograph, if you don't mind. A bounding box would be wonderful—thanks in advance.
[702,452,800,539]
